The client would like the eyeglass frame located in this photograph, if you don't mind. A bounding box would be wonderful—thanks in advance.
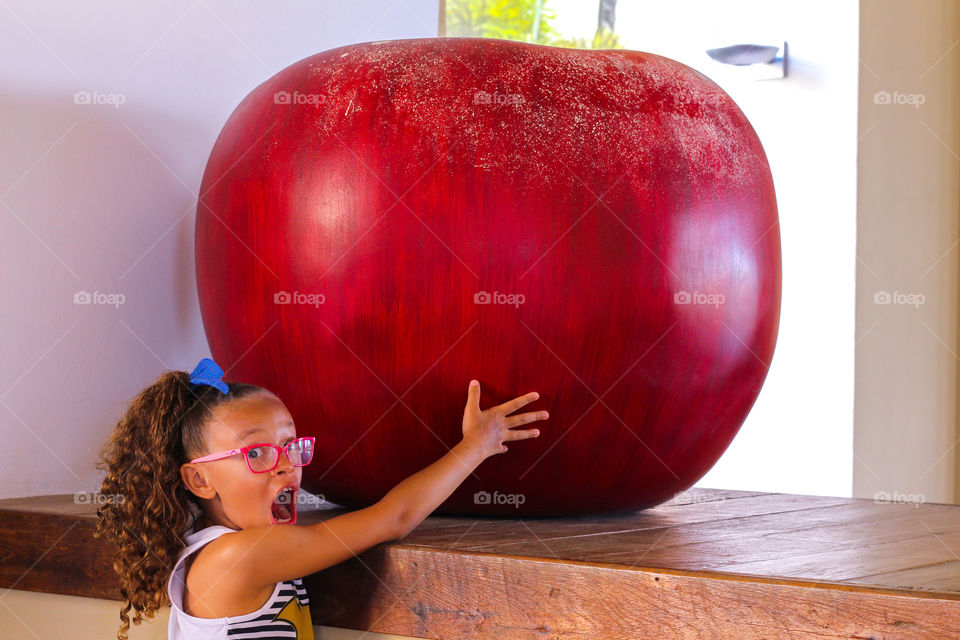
[189,436,316,473]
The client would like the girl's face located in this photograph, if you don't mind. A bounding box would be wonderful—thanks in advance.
[181,391,303,530]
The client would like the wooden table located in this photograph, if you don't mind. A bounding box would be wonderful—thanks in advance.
[2,488,959,638]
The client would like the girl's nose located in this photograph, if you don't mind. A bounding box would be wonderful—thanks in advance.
[275,452,295,473]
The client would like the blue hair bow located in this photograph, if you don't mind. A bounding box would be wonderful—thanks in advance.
[189,357,229,394]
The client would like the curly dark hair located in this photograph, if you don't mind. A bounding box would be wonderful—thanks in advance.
[93,368,267,640]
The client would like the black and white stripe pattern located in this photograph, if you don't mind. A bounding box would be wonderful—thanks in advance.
[224,578,311,638]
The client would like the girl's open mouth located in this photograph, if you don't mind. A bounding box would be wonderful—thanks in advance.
[270,486,297,524]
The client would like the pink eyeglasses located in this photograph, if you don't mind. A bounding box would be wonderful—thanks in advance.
[190,436,316,473]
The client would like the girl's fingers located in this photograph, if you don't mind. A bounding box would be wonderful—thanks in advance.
[505,410,548,430]
[466,379,481,413]
[497,391,541,416]
[504,427,541,441]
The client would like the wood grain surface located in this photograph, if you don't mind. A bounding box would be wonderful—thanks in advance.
[3,488,958,638]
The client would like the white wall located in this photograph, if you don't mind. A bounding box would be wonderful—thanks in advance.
[856,0,960,505]
[0,0,439,499]
[555,0,860,497]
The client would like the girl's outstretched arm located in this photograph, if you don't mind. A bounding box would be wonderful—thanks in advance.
[216,379,548,591]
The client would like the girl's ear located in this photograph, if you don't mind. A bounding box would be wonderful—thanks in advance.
[180,463,217,500]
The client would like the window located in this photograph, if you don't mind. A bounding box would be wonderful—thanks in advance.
[441,0,623,49]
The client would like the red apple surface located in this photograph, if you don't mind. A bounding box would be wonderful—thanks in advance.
[196,37,781,515]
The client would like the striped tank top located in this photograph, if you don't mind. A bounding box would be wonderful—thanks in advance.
[167,524,315,639]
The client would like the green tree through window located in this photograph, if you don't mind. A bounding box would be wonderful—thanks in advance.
[445,0,623,49]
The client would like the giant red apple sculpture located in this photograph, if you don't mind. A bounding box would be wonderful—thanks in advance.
[196,37,781,516]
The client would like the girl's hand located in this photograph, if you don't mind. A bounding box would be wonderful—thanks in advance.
[461,379,548,458]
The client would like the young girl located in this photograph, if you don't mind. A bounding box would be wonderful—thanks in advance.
[94,357,548,640]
